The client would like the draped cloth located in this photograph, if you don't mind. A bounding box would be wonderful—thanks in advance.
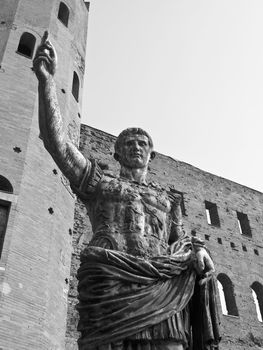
[77,244,220,350]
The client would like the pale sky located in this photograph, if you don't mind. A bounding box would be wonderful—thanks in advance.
[81,0,263,193]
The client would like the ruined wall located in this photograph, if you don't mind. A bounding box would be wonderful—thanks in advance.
[66,124,263,350]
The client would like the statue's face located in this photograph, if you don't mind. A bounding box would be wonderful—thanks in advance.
[119,134,152,168]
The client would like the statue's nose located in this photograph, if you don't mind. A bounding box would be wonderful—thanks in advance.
[133,142,140,150]
[132,142,139,149]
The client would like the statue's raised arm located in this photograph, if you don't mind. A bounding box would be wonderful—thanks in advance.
[33,31,90,187]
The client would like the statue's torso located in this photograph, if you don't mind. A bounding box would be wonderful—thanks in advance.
[86,176,173,258]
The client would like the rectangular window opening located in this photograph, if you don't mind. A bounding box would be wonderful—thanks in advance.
[205,201,220,227]
[237,211,251,237]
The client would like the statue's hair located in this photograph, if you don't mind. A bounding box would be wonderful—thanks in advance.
[114,128,154,156]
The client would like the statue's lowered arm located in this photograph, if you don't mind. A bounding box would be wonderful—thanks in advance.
[168,194,215,279]
[33,32,90,187]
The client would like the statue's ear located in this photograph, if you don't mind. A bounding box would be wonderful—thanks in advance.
[114,153,120,162]
[150,151,156,160]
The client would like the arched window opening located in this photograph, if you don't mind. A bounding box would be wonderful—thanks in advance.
[217,280,228,315]
[72,72,80,102]
[17,32,36,58]
[58,2,70,27]
[251,282,263,322]
[217,273,239,316]
[0,175,13,193]
[0,201,10,259]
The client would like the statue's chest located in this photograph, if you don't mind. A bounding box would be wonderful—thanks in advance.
[89,178,172,254]
[98,178,171,213]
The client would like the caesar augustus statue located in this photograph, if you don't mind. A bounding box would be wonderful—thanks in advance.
[33,32,220,350]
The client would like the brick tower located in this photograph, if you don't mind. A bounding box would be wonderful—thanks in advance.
[0,1,89,349]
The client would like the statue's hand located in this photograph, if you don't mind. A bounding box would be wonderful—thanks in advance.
[194,248,215,285]
[33,31,57,81]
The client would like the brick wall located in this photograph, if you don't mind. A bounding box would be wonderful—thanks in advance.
[0,1,89,349]
[66,124,263,350]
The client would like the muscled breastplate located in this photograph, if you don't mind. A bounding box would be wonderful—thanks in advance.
[87,176,172,258]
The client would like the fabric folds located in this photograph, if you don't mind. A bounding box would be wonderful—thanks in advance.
[77,246,220,350]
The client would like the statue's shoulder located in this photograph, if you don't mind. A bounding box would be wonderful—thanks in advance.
[103,171,117,179]
[101,170,118,183]
[148,180,166,193]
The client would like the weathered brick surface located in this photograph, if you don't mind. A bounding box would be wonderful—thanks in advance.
[65,124,263,350]
[0,1,88,349]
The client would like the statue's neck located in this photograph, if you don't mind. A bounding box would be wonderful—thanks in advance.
[120,165,148,185]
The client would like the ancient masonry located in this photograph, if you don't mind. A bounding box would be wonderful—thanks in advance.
[0,0,89,349]
[0,1,262,350]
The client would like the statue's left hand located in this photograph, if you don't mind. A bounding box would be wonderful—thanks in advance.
[195,248,215,284]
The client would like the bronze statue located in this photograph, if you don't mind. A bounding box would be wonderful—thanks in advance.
[33,32,220,350]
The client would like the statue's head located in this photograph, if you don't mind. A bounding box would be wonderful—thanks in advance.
[114,128,155,168]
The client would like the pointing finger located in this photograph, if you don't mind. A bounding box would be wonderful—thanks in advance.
[41,30,49,45]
